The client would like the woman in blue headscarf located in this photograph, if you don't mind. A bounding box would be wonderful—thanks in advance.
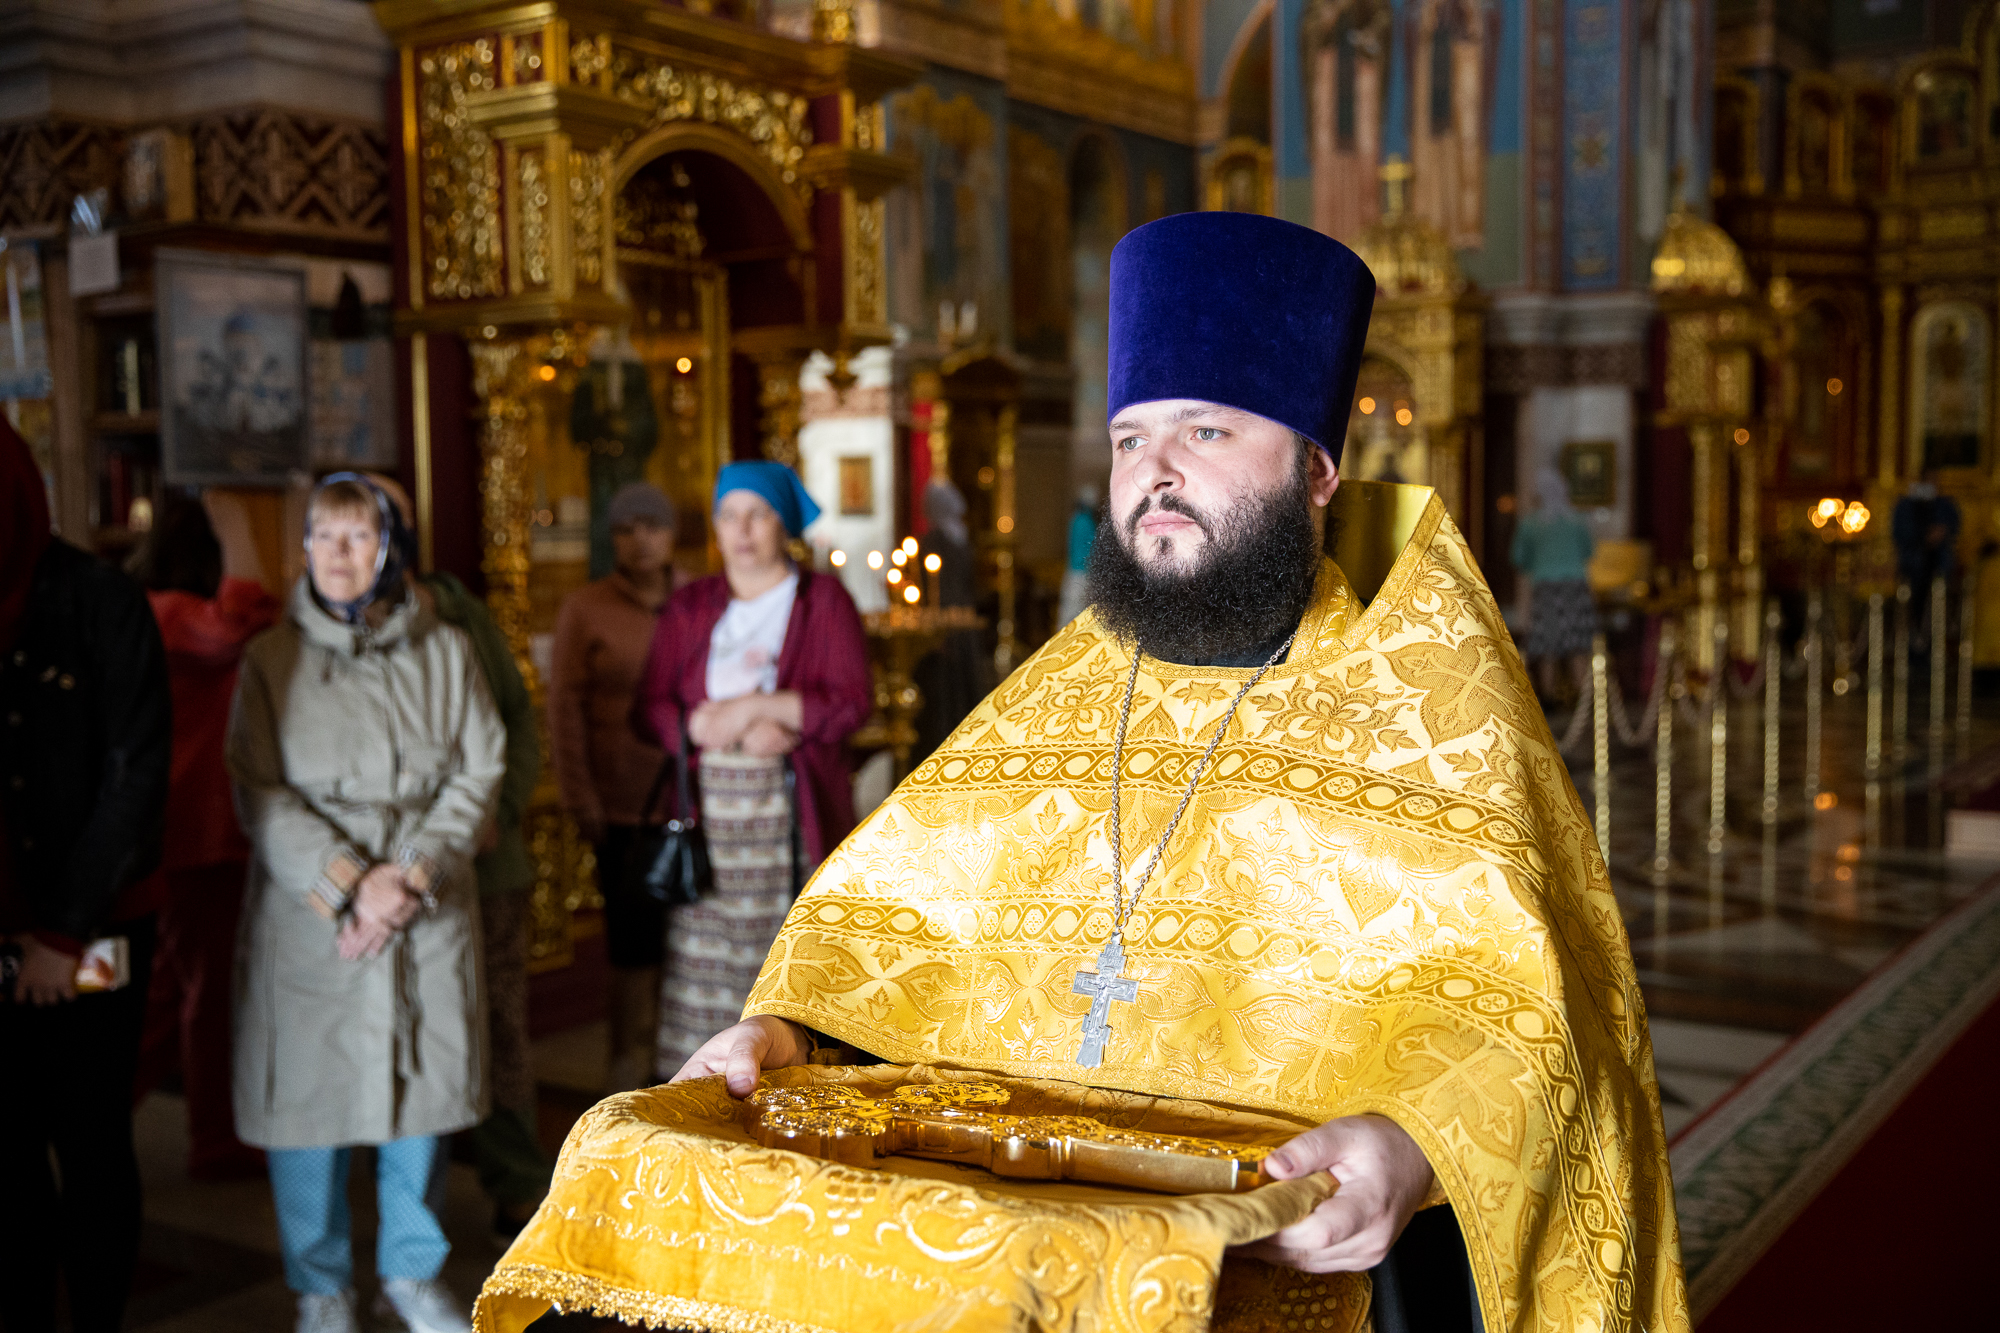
[635,460,871,1076]
[225,472,506,1333]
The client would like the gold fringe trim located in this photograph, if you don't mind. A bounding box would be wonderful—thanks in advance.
[476,1262,846,1333]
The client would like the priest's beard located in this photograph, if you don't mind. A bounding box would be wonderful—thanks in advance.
[1084,457,1327,666]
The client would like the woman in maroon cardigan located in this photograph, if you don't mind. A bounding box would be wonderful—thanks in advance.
[634,461,871,1074]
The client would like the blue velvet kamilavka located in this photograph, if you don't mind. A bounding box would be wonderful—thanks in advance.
[1106,212,1375,464]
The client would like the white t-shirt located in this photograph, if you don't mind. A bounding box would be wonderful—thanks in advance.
[705,570,799,701]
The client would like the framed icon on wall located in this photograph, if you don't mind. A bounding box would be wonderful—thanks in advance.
[158,250,308,487]
[839,455,874,516]
[1559,439,1616,509]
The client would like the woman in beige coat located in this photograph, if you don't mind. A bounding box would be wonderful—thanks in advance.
[227,475,505,1333]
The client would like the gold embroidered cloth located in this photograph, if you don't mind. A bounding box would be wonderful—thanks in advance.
[478,483,1687,1333]
[475,1063,1348,1333]
[745,483,1686,1333]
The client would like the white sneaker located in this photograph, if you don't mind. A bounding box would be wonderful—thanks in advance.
[377,1278,472,1333]
[295,1290,359,1333]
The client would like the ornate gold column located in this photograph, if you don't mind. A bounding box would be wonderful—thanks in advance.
[380,0,920,972]
[1652,203,1761,672]
[754,350,809,467]
[468,338,535,681]
[1878,285,1903,487]
[1350,170,1487,530]
[993,404,1020,673]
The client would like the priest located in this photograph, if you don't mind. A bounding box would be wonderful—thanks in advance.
[671,212,1685,1333]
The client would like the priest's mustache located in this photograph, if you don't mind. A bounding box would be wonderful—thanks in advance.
[1123,493,1212,538]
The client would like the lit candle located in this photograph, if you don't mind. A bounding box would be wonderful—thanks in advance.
[903,583,921,605]
[924,551,941,606]
[901,536,918,557]
[830,549,847,568]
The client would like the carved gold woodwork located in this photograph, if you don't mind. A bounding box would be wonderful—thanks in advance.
[378,0,918,966]
[1652,204,1764,667]
[1201,137,1273,215]
[1351,179,1486,541]
[933,352,1024,672]
[1000,0,1197,142]
[380,0,915,343]
[1704,3,2000,665]
[744,1080,1277,1194]
[754,349,808,467]
[468,337,537,683]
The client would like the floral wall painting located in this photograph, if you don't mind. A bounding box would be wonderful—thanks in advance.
[158,251,306,486]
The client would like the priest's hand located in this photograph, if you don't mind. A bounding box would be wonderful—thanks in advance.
[668,1015,812,1096]
[1236,1114,1435,1273]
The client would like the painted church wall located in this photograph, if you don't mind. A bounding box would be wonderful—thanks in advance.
[1205,0,1273,96]
[876,58,1197,598]
[1214,0,1528,289]
[884,68,1012,351]
[1520,383,1634,539]
[797,346,898,613]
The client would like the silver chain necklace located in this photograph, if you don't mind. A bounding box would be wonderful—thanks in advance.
[1071,631,1296,1067]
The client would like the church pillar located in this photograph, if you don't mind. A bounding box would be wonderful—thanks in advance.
[1878,285,1903,486]
[469,338,537,685]
[1652,203,1761,671]
[755,350,809,467]
[994,404,1021,673]
[1689,420,1721,671]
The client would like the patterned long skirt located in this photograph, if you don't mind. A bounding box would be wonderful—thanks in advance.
[1526,578,1599,659]
[655,751,796,1074]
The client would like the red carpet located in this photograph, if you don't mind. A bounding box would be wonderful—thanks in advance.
[1697,991,2000,1329]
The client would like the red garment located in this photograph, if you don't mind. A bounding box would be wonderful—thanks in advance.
[135,861,261,1177]
[549,572,670,829]
[146,579,279,869]
[0,417,50,922]
[0,415,48,657]
[636,569,872,862]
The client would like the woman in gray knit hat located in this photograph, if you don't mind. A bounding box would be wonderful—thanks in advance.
[547,482,684,1089]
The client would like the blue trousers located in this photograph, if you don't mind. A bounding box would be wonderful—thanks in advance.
[267,1136,450,1295]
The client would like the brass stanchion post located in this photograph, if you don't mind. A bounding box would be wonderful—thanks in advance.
[1930,577,1949,850]
[1865,592,1885,848]
[1959,577,1978,761]
[1654,620,1677,947]
[1761,600,1781,915]
[1931,577,1949,744]
[1804,589,1823,807]
[1708,617,1729,858]
[1708,616,1729,929]
[1892,583,1911,761]
[1592,632,1611,859]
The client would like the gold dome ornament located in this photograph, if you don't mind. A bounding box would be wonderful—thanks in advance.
[1649,198,1750,297]
[1352,155,1465,296]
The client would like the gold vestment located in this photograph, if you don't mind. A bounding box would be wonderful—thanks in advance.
[479,483,1688,1333]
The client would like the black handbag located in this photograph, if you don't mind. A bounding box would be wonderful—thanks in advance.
[630,728,713,907]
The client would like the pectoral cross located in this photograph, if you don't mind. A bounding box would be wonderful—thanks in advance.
[1071,934,1140,1068]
